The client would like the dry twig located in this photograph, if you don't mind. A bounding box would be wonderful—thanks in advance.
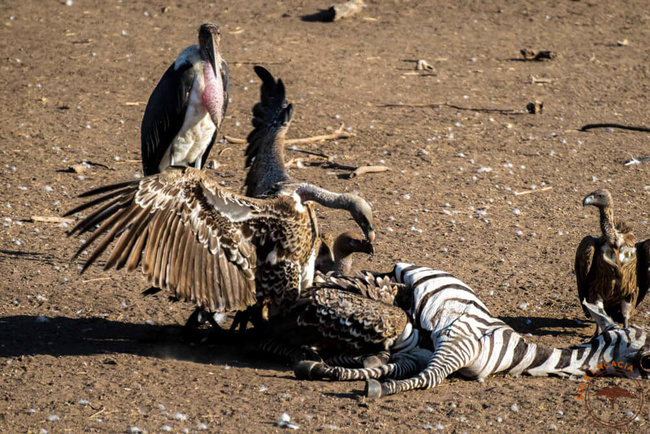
[30,216,75,224]
[579,123,650,133]
[379,102,526,115]
[349,165,390,178]
[225,124,353,145]
[514,186,553,196]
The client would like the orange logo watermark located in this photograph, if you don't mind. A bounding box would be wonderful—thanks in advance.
[576,362,644,428]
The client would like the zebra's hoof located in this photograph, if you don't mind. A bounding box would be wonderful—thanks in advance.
[365,380,383,398]
[294,360,319,380]
[363,355,384,369]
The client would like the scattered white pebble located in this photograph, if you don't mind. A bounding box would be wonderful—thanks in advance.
[78,399,90,406]
[161,426,172,432]
[130,427,142,433]
[47,415,60,422]
[512,209,521,216]
[43,186,54,192]
[496,417,503,423]
[174,412,187,421]
[65,0,73,5]
[121,30,127,36]
[198,423,208,430]
[518,302,529,310]
[275,412,299,430]
[511,403,519,412]
[515,230,523,236]
[557,410,563,416]
[488,290,494,296]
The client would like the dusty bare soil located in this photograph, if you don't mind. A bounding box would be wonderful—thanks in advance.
[1,0,650,432]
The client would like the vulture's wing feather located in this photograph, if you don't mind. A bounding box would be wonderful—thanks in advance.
[298,287,408,351]
[575,235,598,316]
[636,239,650,307]
[141,62,196,176]
[66,167,261,312]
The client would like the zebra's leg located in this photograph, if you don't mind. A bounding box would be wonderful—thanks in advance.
[295,349,427,382]
[322,351,390,369]
[295,360,403,381]
[366,339,476,398]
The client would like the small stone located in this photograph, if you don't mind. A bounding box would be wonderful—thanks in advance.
[47,415,60,422]
[174,412,187,421]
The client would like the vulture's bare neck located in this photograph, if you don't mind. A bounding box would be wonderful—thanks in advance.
[334,251,354,275]
[293,184,356,210]
[599,206,622,248]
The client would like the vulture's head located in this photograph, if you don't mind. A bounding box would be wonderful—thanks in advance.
[333,231,375,258]
[346,196,375,244]
[582,189,613,209]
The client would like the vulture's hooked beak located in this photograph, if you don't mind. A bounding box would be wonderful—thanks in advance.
[582,194,594,207]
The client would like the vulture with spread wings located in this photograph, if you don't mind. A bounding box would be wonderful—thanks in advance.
[575,189,650,332]
[65,67,375,326]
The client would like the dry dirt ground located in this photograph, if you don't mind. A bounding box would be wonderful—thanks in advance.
[1,0,650,432]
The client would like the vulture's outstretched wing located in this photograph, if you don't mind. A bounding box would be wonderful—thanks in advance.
[244,66,293,197]
[65,167,266,312]
[140,62,196,176]
[575,235,598,316]
[636,239,650,308]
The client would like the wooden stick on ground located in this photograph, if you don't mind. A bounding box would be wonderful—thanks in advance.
[232,59,292,65]
[349,165,390,178]
[579,123,650,132]
[378,102,526,115]
[30,216,75,224]
[514,186,553,196]
[225,123,353,145]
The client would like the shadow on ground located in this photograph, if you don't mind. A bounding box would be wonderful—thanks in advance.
[499,315,590,336]
[0,315,286,370]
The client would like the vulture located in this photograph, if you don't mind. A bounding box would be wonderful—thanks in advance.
[65,66,375,330]
[315,231,374,275]
[141,23,228,176]
[575,189,650,331]
[183,66,376,332]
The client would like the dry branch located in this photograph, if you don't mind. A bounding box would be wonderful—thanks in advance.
[579,123,650,133]
[514,186,553,196]
[349,165,390,178]
[379,102,526,115]
[225,124,353,145]
[30,216,75,224]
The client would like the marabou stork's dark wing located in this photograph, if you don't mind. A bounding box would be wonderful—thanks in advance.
[141,62,196,176]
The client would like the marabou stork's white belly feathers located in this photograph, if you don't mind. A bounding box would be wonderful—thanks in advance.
[162,71,216,171]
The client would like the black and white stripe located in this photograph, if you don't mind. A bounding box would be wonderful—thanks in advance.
[295,263,650,397]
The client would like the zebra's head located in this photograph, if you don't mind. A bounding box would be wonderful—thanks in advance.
[584,301,650,378]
